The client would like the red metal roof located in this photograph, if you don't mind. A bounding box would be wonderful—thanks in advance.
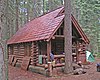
[7,7,89,44]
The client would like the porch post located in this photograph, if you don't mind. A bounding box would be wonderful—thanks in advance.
[47,41,51,62]
[82,42,87,63]
[76,41,79,62]
[31,42,35,66]
[47,40,52,76]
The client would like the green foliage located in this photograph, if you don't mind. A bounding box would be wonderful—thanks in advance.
[97,53,100,58]
[73,0,100,54]
[7,0,100,55]
[7,0,64,39]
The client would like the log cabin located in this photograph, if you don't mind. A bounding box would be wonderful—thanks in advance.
[7,7,89,72]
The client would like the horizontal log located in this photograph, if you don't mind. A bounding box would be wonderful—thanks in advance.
[14,46,17,48]
[35,63,65,68]
[13,50,18,51]
[20,50,25,51]
[30,59,33,62]
[17,59,22,62]
[79,52,85,54]
[19,53,24,54]
[36,64,45,67]
[54,35,64,38]
[13,48,18,50]
[33,51,38,53]
[54,63,65,67]
[17,61,22,64]
[20,46,24,47]
[33,57,38,59]
[33,59,38,61]
[16,58,22,60]
[35,46,39,49]
[30,55,34,57]
[20,48,25,50]
[33,53,39,56]
[20,51,25,52]
[42,55,65,58]
[18,54,24,56]
[16,56,24,58]
[35,56,39,58]
[30,62,33,65]
[13,53,18,54]
[20,47,24,49]
[14,50,18,52]
[31,62,38,64]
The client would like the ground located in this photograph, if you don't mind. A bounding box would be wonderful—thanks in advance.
[8,58,100,80]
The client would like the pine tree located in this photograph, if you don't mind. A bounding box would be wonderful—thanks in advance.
[64,0,73,73]
[73,0,100,54]
[0,0,8,79]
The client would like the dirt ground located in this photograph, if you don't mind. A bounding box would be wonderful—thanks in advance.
[8,58,100,80]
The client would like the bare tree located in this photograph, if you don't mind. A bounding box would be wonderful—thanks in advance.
[64,0,73,73]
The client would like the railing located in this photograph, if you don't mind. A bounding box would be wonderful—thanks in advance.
[36,55,65,68]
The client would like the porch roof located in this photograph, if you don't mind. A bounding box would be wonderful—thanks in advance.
[7,7,89,44]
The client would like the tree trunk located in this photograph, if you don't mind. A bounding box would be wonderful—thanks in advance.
[42,0,45,14]
[48,0,54,11]
[33,0,42,18]
[0,0,8,79]
[15,0,19,32]
[64,0,73,73]
[61,0,64,5]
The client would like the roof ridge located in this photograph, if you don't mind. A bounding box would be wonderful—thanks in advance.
[28,6,64,22]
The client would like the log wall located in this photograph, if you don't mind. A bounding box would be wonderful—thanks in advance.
[13,45,18,55]
[8,40,87,67]
[77,42,86,63]
[30,41,39,66]
[8,45,12,55]
[16,43,25,64]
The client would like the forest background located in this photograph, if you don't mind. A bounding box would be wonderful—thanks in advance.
[0,0,100,80]
[1,0,100,54]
